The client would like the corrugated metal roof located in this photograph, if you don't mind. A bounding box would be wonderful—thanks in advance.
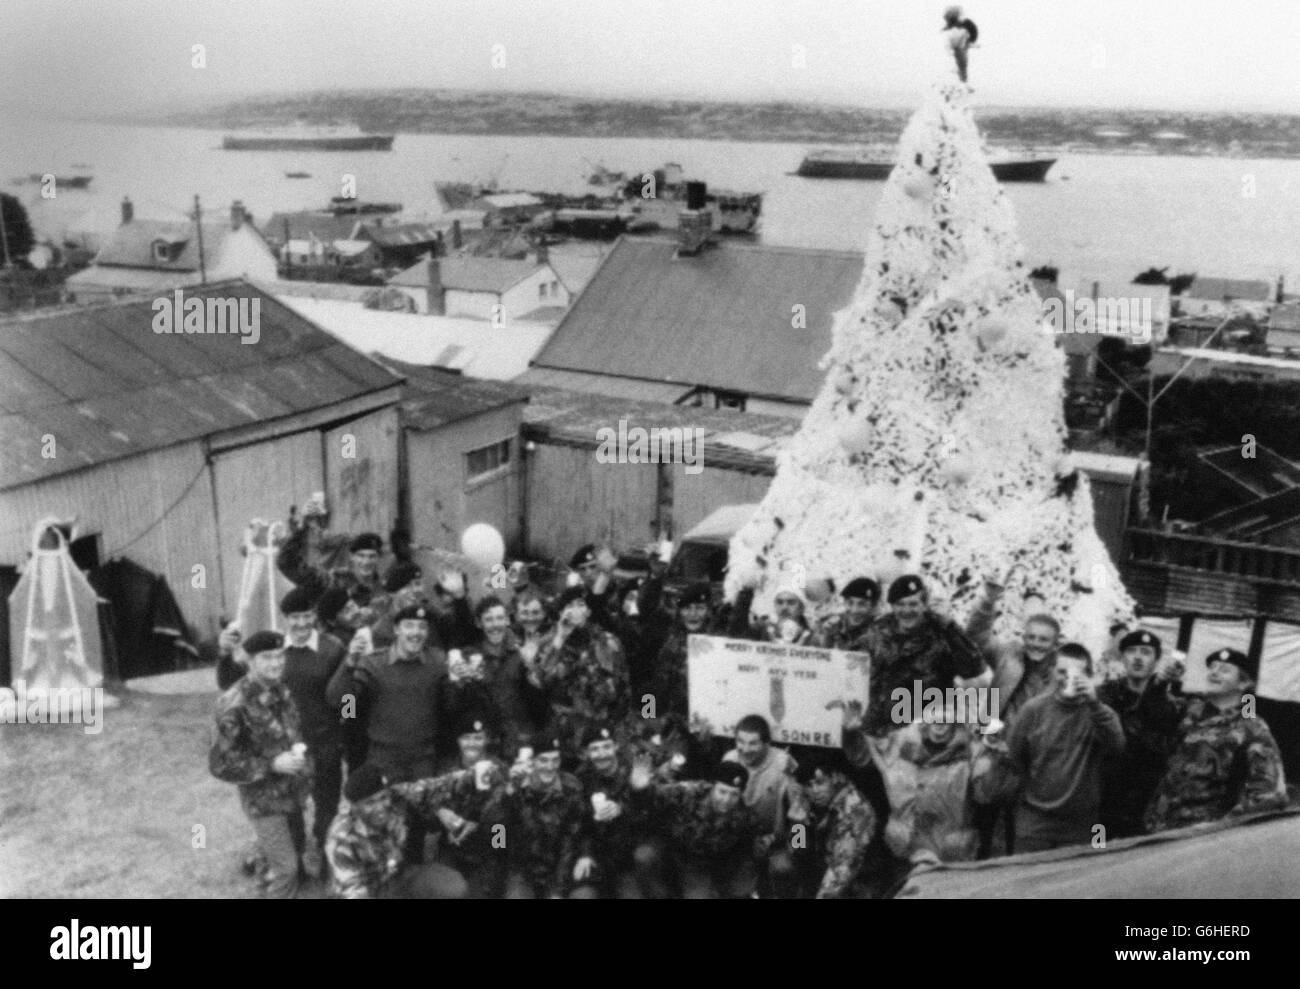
[390,362,531,430]
[262,212,361,245]
[0,280,402,490]
[529,237,864,403]
[388,255,546,294]
[365,223,442,247]
[514,366,693,404]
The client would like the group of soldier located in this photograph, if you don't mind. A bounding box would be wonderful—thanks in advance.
[208,508,1291,898]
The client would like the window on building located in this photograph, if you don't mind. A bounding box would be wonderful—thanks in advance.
[539,283,547,300]
[714,390,747,412]
[465,439,512,481]
[551,280,559,296]
[152,240,172,263]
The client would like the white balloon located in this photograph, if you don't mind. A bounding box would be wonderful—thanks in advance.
[804,576,835,604]
[837,418,873,455]
[460,523,505,570]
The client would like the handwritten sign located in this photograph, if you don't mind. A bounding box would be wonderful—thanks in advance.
[687,635,870,748]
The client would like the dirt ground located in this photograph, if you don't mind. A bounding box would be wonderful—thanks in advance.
[0,684,330,899]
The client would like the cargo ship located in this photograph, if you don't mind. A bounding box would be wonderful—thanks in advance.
[222,125,395,152]
[796,149,1055,182]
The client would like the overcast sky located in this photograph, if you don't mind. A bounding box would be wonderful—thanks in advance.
[1,0,1293,114]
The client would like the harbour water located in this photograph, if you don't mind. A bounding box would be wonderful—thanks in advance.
[5,115,1300,286]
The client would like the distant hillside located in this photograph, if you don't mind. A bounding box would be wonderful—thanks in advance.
[120,89,1300,158]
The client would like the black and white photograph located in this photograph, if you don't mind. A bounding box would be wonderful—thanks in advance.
[0,0,1295,940]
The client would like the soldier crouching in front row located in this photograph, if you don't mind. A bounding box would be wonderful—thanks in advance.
[209,631,312,898]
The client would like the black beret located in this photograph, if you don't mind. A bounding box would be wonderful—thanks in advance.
[1119,629,1162,657]
[581,723,616,748]
[841,577,880,602]
[454,711,494,738]
[349,584,374,607]
[392,604,432,625]
[316,587,351,623]
[712,761,750,789]
[678,583,711,608]
[343,763,389,803]
[349,533,383,553]
[536,736,564,756]
[1206,648,1256,680]
[554,585,588,611]
[384,562,423,594]
[243,630,285,656]
[569,543,597,568]
[887,574,926,604]
[279,586,319,616]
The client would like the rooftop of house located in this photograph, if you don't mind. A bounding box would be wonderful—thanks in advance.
[261,212,361,245]
[527,236,865,404]
[1186,277,1274,303]
[388,255,547,294]
[0,279,401,490]
[390,362,532,431]
[91,213,267,272]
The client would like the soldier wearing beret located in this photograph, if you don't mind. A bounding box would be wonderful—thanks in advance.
[1098,629,1189,838]
[567,542,618,628]
[210,630,311,898]
[815,577,880,652]
[324,764,471,899]
[369,564,477,654]
[277,502,390,609]
[571,724,660,898]
[431,713,514,898]
[859,575,990,737]
[797,750,877,898]
[650,582,721,720]
[630,757,768,898]
[529,585,631,759]
[505,737,590,898]
[1144,649,1288,833]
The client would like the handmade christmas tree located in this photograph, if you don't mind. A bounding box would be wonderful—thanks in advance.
[726,79,1133,655]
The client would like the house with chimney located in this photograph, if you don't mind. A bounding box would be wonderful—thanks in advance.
[1179,276,1277,319]
[386,251,568,319]
[519,217,865,417]
[65,198,277,303]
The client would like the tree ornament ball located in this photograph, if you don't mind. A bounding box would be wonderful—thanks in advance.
[460,523,506,569]
[976,317,1010,348]
[875,300,905,326]
[804,576,835,604]
[837,418,874,455]
[833,367,856,395]
[903,175,932,200]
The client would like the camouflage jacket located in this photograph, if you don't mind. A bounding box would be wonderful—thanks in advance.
[813,615,874,653]
[576,758,648,867]
[209,676,309,817]
[508,772,588,896]
[325,772,468,898]
[276,525,389,609]
[651,628,691,719]
[810,781,876,899]
[640,780,765,862]
[862,612,986,736]
[1143,698,1288,833]
[534,626,630,749]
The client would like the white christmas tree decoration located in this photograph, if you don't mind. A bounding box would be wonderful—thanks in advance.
[726,79,1134,656]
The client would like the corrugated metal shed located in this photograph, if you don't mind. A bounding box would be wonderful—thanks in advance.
[1187,276,1273,303]
[390,362,531,430]
[0,280,402,491]
[528,236,864,403]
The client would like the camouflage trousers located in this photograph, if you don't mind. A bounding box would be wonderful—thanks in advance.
[248,810,305,899]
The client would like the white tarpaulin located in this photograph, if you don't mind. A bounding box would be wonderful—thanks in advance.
[234,520,292,637]
[1185,617,1256,695]
[1260,621,1300,703]
[7,518,103,690]
[687,634,870,748]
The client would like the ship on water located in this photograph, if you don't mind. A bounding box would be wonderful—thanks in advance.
[796,148,1055,182]
[222,124,395,152]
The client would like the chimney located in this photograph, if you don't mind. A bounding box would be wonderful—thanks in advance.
[451,219,463,250]
[534,239,548,265]
[427,254,445,315]
[120,196,134,225]
[685,180,707,211]
[1278,274,1285,304]
[230,200,245,230]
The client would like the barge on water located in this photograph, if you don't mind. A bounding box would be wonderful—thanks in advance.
[796,149,1056,182]
[222,125,395,151]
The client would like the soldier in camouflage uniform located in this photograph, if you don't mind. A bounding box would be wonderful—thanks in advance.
[324,763,482,899]
[1144,648,1288,833]
[798,751,877,899]
[630,757,768,898]
[649,582,721,720]
[277,512,389,611]
[505,736,590,898]
[530,587,630,760]
[813,577,880,652]
[432,713,514,897]
[571,724,661,898]
[209,631,311,898]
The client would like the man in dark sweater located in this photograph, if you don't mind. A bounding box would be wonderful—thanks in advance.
[326,603,448,782]
[1004,642,1125,852]
[1098,630,1187,839]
